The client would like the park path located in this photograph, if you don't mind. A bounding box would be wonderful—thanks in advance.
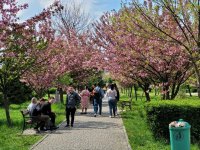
[30,99,131,150]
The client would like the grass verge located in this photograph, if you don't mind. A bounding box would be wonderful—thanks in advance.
[120,94,200,150]
[0,99,65,150]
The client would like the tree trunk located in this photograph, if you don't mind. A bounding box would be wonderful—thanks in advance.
[154,86,158,96]
[197,0,200,97]
[142,84,151,102]
[120,88,122,93]
[192,61,200,98]
[166,91,170,99]
[197,80,200,98]
[171,83,176,100]
[162,84,170,100]
[186,85,192,97]
[134,85,137,101]
[171,83,181,100]
[129,87,133,98]
[38,92,43,98]
[3,92,11,126]
[47,90,50,98]
[59,88,64,104]
[144,91,150,102]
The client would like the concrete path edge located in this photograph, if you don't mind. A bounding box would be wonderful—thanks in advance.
[29,120,65,150]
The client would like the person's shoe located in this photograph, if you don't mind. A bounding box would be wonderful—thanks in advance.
[80,112,84,114]
[51,126,59,130]
[94,114,97,117]
[65,124,70,127]
[109,116,112,118]
[40,127,47,131]
[35,129,40,133]
[84,112,87,114]
[34,127,39,133]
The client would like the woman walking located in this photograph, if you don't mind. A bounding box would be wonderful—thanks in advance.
[113,83,120,115]
[105,84,117,118]
[80,86,90,114]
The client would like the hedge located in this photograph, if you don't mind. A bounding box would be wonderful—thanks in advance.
[48,88,57,94]
[145,100,200,143]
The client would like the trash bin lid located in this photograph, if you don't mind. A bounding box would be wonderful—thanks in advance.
[169,119,191,129]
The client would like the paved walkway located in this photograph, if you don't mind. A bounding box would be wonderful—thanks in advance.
[31,99,131,150]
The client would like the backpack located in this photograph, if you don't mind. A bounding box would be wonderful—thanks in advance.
[94,88,101,100]
[31,105,40,116]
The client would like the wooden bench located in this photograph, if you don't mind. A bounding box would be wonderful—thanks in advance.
[20,109,40,133]
[120,98,132,111]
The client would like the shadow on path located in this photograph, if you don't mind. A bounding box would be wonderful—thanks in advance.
[59,120,122,131]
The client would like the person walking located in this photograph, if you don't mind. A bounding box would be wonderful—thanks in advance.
[80,86,90,114]
[113,83,120,115]
[97,84,104,116]
[93,84,104,117]
[55,87,60,103]
[105,84,117,118]
[65,86,81,127]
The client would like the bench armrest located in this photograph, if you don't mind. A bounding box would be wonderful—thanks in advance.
[20,109,30,115]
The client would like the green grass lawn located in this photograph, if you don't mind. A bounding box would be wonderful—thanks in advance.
[0,98,66,150]
[120,93,200,150]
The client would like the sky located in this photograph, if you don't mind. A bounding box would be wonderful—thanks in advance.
[17,0,131,22]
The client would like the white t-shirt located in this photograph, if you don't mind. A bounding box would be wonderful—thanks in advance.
[106,89,117,100]
[27,103,37,114]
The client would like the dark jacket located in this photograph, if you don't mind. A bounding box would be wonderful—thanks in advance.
[31,105,41,116]
[40,102,51,115]
[66,91,80,108]
[94,86,104,100]
[116,90,120,101]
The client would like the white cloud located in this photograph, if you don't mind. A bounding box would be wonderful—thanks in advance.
[16,0,122,22]
[39,0,56,8]
[17,0,31,4]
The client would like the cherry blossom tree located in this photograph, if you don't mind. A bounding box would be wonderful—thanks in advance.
[129,0,200,97]
[0,0,62,125]
[21,29,96,97]
[91,8,192,101]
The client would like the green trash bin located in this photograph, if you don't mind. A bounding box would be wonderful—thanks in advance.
[169,119,191,150]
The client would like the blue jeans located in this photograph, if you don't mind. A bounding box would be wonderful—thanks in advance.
[115,101,118,113]
[98,99,102,115]
[108,99,116,116]
[93,99,99,114]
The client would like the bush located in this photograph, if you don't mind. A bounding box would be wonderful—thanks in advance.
[0,78,33,104]
[146,100,200,144]
[48,88,57,94]
[7,78,33,104]
[191,87,197,93]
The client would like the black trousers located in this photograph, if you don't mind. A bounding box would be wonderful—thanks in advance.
[48,112,56,126]
[66,107,76,125]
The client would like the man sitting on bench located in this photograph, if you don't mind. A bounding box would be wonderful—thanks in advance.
[27,97,49,131]
[40,97,58,130]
